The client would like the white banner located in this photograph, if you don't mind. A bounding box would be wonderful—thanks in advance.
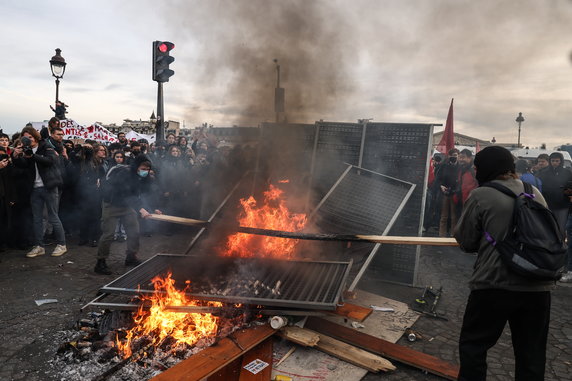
[125,130,156,144]
[31,119,118,144]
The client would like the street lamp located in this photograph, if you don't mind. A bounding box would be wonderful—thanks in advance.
[49,48,67,105]
[515,112,525,148]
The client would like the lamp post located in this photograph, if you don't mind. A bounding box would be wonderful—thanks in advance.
[515,112,525,148]
[49,49,67,106]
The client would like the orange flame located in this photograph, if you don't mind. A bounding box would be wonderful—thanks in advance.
[224,183,307,258]
[116,273,221,358]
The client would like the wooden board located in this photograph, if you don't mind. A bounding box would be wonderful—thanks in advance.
[207,358,242,381]
[326,290,420,344]
[278,326,320,347]
[238,338,273,381]
[305,317,460,380]
[150,325,275,381]
[148,213,458,246]
[313,330,395,372]
[329,302,373,322]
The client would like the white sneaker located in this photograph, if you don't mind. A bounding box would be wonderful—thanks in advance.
[51,244,67,257]
[559,271,572,283]
[26,246,45,258]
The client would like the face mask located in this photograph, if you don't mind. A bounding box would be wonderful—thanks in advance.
[137,170,149,178]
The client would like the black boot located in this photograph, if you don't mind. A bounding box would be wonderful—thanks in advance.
[94,259,112,275]
[124,253,142,266]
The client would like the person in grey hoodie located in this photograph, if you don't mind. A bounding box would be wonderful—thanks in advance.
[454,146,554,381]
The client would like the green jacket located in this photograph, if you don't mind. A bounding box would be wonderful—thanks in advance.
[454,178,555,292]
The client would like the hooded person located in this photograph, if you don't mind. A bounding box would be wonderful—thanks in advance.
[454,146,553,381]
[537,151,572,232]
[94,155,162,275]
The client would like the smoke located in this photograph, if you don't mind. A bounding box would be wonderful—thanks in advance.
[164,0,358,126]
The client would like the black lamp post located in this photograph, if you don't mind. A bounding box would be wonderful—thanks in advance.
[515,112,525,148]
[49,48,67,105]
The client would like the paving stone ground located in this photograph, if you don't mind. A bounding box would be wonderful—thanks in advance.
[0,230,570,381]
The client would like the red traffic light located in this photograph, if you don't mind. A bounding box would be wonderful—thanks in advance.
[158,42,175,53]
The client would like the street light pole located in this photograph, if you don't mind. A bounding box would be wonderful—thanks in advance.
[516,112,525,148]
[49,48,67,106]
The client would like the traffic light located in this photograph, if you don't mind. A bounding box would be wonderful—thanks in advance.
[152,41,175,82]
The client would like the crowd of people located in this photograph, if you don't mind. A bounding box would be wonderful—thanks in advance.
[0,119,254,273]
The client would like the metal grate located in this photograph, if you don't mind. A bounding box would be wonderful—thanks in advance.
[100,254,352,310]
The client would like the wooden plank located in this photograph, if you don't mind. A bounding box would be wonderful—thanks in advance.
[238,338,273,381]
[277,326,320,347]
[148,214,458,246]
[207,358,242,381]
[329,302,373,322]
[150,324,275,381]
[305,317,459,380]
[313,330,396,372]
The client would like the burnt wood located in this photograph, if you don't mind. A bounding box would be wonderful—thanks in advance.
[305,317,459,380]
[238,338,273,380]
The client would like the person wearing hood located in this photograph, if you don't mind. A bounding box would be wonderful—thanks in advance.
[94,155,162,275]
[537,152,572,232]
[435,148,460,237]
[454,146,553,381]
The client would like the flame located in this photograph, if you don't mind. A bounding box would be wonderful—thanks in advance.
[116,273,221,358]
[224,182,307,258]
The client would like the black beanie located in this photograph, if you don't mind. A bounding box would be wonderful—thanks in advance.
[474,146,515,185]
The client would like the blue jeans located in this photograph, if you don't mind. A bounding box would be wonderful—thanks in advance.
[31,187,65,247]
[567,213,572,270]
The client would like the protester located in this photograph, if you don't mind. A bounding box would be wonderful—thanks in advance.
[160,145,187,219]
[515,159,542,192]
[435,148,460,237]
[533,153,550,175]
[454,146,553,381]
[13,126,67,257]
[117,132,128,148]
[455,149,478,214]
[95,156,162,275]
[537,152,572,232]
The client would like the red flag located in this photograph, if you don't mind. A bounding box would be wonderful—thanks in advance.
[436,98,454,154]
[475,140,481,153]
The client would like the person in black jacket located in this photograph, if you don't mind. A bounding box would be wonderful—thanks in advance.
[537,152,572,232]
[13,126,67,258]
[435,148,460,237]
[94,156,162,275]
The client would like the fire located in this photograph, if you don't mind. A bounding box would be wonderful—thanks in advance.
[116,273,221,358]
[224,182,307,258]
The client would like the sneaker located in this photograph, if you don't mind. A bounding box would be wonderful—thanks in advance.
[51,244,67,257]
[26,246,45,258]
[94,259,112,275]
[124,255,142,266]
[559,271,572,283]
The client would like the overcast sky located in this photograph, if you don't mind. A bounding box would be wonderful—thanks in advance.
[1,0,571,148]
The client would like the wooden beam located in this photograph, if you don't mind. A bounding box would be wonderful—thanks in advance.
[150,325,275,381]
[314,330,396,372]
[238,338,273,381]
[147,214,458,246]
[277,326,320,347]
[329,302,373,322]
[305,317,459,380]
[207,358,242,381]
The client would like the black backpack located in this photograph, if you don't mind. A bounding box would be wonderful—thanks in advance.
[482,181,567,281]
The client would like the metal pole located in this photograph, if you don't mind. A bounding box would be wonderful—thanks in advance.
[156,82,164,142]
[275,63,280,124]
[55,78,60,104]
[517,121,521,148]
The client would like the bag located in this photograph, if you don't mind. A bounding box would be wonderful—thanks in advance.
[482,181,567,281]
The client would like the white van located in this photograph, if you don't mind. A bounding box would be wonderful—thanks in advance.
[511,148,572,168]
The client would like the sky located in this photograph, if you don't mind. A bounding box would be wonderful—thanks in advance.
[1,0,571,148]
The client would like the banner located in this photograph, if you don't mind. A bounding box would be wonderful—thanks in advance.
[125,130,156,144]
[31,119,118,144]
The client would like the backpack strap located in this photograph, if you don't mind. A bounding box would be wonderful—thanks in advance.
[481,182,517,198]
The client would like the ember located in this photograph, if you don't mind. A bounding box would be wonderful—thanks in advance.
[116,273,221,358]
[224,182,307,258]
